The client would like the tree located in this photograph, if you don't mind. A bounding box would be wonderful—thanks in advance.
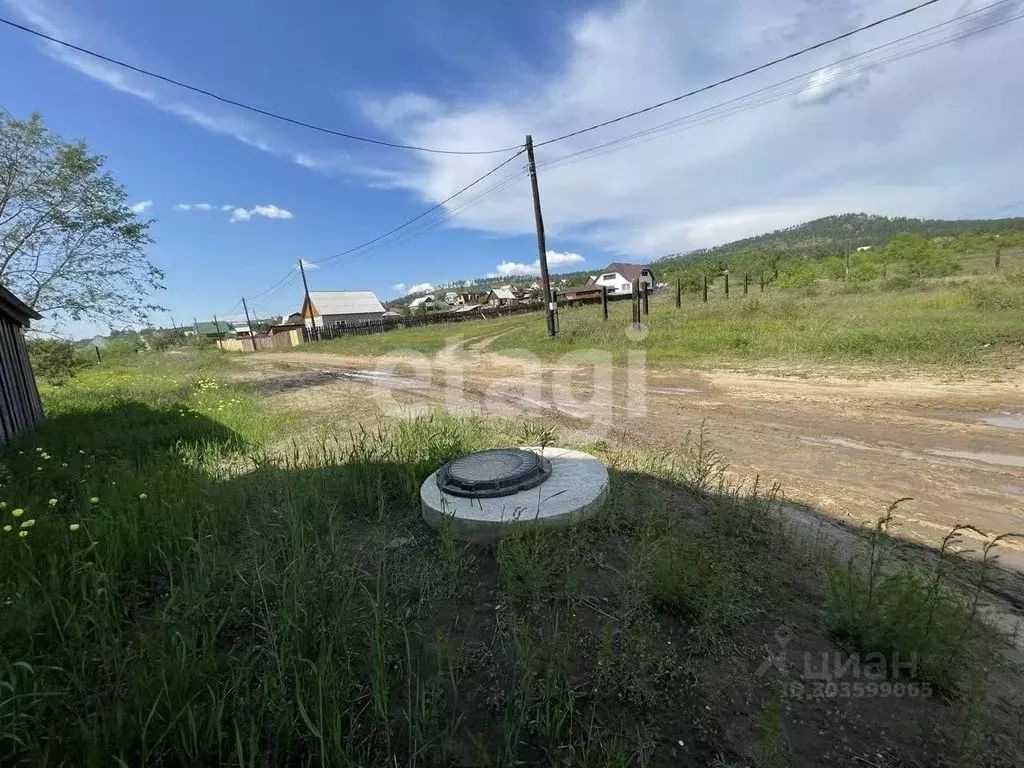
[0,111,163,327]
[884,233,961,277]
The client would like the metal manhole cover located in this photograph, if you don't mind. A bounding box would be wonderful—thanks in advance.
[437,448,552,498]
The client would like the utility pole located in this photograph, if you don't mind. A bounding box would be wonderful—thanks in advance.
[213,314,221,335]
[676,279,681,309]
[702,275,708,303]
[642,281,649,315]
[169,313,178,332]
[242,298,255,352]
[298,259,311,309]
[601,285,609,321]
[525,135,556,337]
[193,317,200,335]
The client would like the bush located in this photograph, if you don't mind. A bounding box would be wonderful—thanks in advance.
[775,262,817,289]
[885,233,961,277]
[27,339,84,385]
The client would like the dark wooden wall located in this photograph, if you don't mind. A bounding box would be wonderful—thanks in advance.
[0,314,44,445]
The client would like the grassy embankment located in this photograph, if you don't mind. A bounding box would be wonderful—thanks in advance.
[1,351,1022,765]
[282,265,1024,373]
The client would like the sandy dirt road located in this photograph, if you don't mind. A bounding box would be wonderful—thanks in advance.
[247,338,1024,573]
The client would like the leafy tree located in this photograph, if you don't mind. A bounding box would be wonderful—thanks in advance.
[0,111,163,326]
[26,339,84,386]
[775,261,817,289]
[885,233,961,277]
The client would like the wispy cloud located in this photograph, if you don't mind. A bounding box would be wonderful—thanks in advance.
[174,201,294,222]
[408,282,435,294]
[3,0,348,175]
[129,200,153,214]
[392,282,407,291]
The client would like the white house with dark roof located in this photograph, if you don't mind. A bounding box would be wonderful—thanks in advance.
[301,290,386,328]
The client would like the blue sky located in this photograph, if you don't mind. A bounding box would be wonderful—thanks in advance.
[2,0,1023,336]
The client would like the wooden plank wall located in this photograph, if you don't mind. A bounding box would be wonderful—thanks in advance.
[0,315,44,445]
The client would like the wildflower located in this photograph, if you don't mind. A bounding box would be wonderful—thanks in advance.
[49,498,58,507]
[90,497,99,504]
[35,447,42,452]
[36,467,42,471]
[79,450,85,454]
[139,493,148,500]
[2,525,10,532]
[20,519,35,528]
[18,530,27,538]
[0,502,5,508]
[69,524,80,532]
[11,508,24,517]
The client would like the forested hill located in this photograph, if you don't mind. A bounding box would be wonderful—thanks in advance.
[658,213,1024,268]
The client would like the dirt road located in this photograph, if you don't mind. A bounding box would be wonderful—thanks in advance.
[249,339,1024,571]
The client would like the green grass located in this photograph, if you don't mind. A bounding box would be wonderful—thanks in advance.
[1,354,1021,766]
[489,273,1024,370]
[269,270,1024,374]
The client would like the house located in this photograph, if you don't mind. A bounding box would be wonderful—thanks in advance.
[0,285,44,445]
[590,263,656,296]
[486,288,517,307]
[192,320,235,338]
[303,290,386,328]
[408,295,437,311]
[444,291,459,304]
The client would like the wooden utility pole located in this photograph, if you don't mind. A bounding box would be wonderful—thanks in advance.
[193,317,200,335]
[601,285,608,320]
[525,135,556,337]
[702,275,708,303]
[298,259,311,310]
[242,298,255,352]
[213,314,221,334]
[995,248,1001,270]
[632,278,641,327]
[724,273,730,298]
[676,279,682,309]
[169,313,178,332]
[743,274,749,296]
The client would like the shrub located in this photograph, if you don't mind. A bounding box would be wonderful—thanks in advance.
[646,533,744,628]
[775,262,817,289]
[27,339,84,385]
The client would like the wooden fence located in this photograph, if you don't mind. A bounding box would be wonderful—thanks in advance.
[217,329,303,353]
[0,288,44,445]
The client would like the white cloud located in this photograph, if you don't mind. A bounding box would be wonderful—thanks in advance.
[358,0,1024,256]
[493,261,536,276]
[392,283,407,291]
[229,204,295,223]
[174,203,213,212]
[221,205,234,211]
[491,250,585,276]
[408,282,435,294]
[173,204,192,211]
[545,250,585,267]
[129,200,152,214]
[193,203,212,211]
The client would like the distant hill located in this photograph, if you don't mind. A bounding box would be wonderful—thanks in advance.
[388,213,1024,305]
[657,213,1024,269]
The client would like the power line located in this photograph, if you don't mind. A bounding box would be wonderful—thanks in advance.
[534,0,947,149]
[310,149,526,266]
[0,16,523,157]
[535,2,1022,175]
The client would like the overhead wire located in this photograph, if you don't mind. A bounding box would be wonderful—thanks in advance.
[533,0,947,149]
[534,1,1023,175]
[0,16,522,156]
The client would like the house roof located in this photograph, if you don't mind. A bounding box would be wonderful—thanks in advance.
[194,320,234,334]
[408,295,437,308]
[488,288,517,300]
[308,290,385,316]
[0,284,41,327]
[602,262,653,281]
